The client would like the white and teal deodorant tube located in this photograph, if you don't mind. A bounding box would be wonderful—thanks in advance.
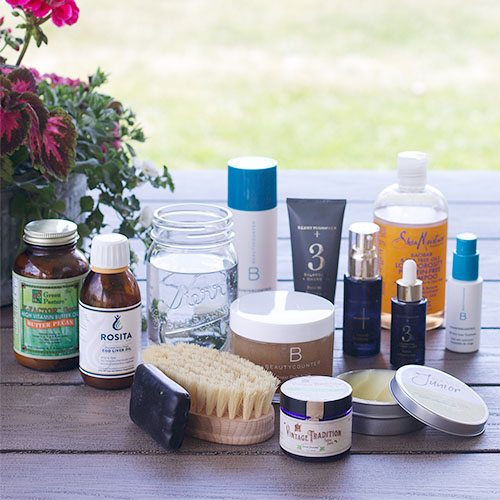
[228,157,277,295]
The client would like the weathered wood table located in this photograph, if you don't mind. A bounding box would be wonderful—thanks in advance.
[1,170,499,499]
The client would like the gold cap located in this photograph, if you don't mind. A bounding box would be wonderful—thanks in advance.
[396,259,423,302]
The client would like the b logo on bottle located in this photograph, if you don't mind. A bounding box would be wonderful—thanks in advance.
[248,267,260,281]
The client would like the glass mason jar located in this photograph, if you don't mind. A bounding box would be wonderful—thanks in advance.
[146,204,238,349]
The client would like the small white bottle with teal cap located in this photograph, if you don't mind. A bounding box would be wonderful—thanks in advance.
[445,233,483,353]
[228,156,277,295]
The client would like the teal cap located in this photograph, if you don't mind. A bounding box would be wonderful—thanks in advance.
[228,156,277,211]
[452,233,479,281]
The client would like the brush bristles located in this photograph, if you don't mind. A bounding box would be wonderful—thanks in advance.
[143,343,279,421]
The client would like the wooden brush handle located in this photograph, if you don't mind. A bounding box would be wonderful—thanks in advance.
[186,407,275,445]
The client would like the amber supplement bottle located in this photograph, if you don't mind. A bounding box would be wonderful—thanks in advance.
[79,233,141,389]
[12,219,89,371]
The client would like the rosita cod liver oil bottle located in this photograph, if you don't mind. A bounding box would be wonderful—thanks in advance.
[374,152,448,331]
[13,220,89,371]
[79,233,141,389]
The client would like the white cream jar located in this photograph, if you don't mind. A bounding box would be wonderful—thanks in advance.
[230,291,334,384]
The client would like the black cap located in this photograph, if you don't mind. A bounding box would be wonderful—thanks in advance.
[280,376,352,420]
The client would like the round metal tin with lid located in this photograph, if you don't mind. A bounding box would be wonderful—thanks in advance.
[23,219,78,246]
[337,369,424,435]
[390,365,489,436]
[280,376,353,461]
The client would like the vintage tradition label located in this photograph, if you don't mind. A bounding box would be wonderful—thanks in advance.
[375,219,448,315]
[280,410,352,458]
[12,272,85,359]
[79,302,141,378]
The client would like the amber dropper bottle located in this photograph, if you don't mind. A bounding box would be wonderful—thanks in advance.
[79,234,141,389]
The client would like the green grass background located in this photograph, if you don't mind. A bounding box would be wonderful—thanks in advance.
[4,0,500,170]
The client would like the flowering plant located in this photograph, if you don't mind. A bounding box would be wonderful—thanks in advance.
[0,1,173,259]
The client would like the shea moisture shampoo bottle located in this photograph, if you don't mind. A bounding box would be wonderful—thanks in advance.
[374,152,448,330]
[79,234,141,389]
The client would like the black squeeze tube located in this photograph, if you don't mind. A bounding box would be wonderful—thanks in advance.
[287,198,346,304]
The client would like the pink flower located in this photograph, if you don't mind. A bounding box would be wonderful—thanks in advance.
[50,0,79,27]
[112,122,121,150]
[6,0,79,27]
[28,67,42,81]
[42,72,84,88]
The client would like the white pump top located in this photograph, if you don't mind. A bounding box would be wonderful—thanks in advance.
[397,151,427,189]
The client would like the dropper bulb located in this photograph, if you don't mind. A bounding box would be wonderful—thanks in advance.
[402,259,417,285]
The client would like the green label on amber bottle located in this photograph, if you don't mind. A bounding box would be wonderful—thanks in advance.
[12,272,86,359]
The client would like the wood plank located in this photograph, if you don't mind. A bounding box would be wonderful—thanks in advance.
[134,169,500,203]
[105,199,500,238]
[4,239,497,332]
[1,384,498,454]
[2,324,500,385]
[2,453,500,500]
[2,317,500,386]
[2,272,499,334]
[273,280,500,329]
[131,237,500,281]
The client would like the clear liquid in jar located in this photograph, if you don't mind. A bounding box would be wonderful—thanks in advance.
[147,253,237,349]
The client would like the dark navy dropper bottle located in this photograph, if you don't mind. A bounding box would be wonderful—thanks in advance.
[343,222,382,357]
[390,259,427,368]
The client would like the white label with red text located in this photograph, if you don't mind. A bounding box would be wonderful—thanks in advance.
[280,409,352,458]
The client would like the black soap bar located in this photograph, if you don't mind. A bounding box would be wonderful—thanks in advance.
[130,363,191,450]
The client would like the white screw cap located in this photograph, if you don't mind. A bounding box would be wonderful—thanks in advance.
[90,233,130,270]
[397,151,427,188]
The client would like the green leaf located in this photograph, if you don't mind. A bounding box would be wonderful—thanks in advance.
[52,199,66,214]
[9,146,30,165]
[0,157,14,184]
[10,193,27,218]
[119,220,136,239]
[80,195,94,212]
[77,223,91,238]
[86,207,104,228]
[75,159,99,170]
[102,162,121,192]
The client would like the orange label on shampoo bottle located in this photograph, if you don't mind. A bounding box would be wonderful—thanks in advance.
[375,219,448,315]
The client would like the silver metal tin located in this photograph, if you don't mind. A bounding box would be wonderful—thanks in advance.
[390,365,489,437]
[23,219,78,246]
[337,370,424,436]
